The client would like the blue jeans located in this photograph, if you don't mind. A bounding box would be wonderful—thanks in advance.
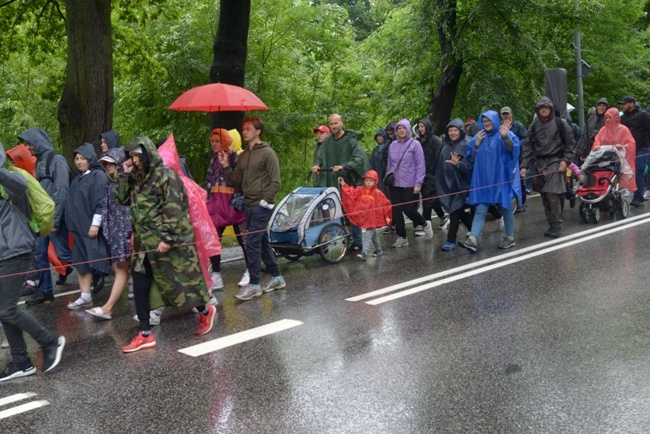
[36,221,73,296]
[470,204,515,238]
[0,254,57,365]
[634,147,650,199]
[245,205,280,286]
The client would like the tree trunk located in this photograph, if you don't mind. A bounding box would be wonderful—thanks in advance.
[210,0,251,131]
[57,0,113,159]
[428,0,463,136]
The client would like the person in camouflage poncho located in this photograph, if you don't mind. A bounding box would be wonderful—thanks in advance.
[115,137,216,352]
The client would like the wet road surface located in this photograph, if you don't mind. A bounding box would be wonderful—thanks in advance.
[1,195,649,433]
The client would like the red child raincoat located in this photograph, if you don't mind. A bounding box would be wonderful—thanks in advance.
[340,170,392,229]
[593,107,637,192]
[158,134,221,289]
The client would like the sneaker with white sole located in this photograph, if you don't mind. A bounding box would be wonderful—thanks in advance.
[497,236,516,249]
[459,234,478,253]
[42,336,65,373]
[1,338,8,348]
[132,310,162,326]
[0,361,36,382]
[423,221,434,239]
[238,270,250,287]
[210,273,224,290]
[263,276,286,293]
[235,284,262,301]
[393,237,409,248]
[414,225,425,236]
[439,216,450,230]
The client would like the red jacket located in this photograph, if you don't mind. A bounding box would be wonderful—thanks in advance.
[341,170,392,229]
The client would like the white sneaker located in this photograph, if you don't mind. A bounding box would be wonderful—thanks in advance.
[414,225,425,236]
[133,309,162,326]
[1,338,8,349]
[238,270,250,287]
[644,190,650,200]
[439,216,450,230]
[393,237,409,248]
[423,221,434,239]
[495,217,505,231]
[127,277,134,299]
[210,273,224,290]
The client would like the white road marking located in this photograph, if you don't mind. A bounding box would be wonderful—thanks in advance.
[0,400,49,420]
[178,319,304,357]
[0,392,37,407]
[347,212,650,302]
[365,215,650,305]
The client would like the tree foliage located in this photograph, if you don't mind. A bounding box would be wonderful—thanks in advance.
[1,0,649,193]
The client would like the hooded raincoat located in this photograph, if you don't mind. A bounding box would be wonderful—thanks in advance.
[466,110,522,209]
[6,144,36,177]
[17,128,70,228]
[436,118,472,214]
[418,118,443,197]
[100,130,120,153]
[115,137,209,310]
[65,143,110,276]
[100,147,132,264]
[340,170,392,229]
[521,97,576,195]
[593,107,637,191]
[386,119,425,188]
[159,134,221,289]
[314,130,370,187]
[576,98,608,159]
[370,128,390,191]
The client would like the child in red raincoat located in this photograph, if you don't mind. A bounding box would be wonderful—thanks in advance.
[339,170,392,260]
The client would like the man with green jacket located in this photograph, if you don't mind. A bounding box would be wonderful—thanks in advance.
[222,117,286,301]
[311,113,370,250]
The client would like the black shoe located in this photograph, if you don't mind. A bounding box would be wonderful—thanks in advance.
[21,280,37,297]
[630,197,642,207]
[25,292,55,306]
[56,266,74,285]
[42,336,66,373]
[92,274,106,294]
[0,361,36,382]
[350,244,362,252]
[545,226,562,238]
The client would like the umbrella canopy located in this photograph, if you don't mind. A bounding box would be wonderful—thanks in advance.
[167,83,268,112]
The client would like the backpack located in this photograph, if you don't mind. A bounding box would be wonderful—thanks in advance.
[8,166,55,235]
[39,152,77,184]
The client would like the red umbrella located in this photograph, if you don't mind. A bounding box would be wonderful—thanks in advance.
[167,83,268,112]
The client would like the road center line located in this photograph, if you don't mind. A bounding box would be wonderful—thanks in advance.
[178,319,303,357]
[347,212,650,302]
[366,216,650,305]
[0,400,49,420]
[0,393,37,408]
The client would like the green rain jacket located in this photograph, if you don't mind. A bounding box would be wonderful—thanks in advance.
[115,137,209,310]
[313,130,370,187]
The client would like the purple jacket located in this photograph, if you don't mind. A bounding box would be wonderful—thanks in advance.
[386,119,425,187]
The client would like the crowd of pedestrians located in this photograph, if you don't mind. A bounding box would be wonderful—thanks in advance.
[1,95,649,383]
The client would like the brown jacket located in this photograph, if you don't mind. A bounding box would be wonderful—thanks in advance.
[225,142,281,206]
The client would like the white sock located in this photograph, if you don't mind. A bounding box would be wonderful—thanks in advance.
[80,293,92,302]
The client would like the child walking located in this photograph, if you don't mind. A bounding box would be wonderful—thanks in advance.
[339,170,392,260]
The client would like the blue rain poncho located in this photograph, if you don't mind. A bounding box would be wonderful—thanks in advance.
[466,110,522,210]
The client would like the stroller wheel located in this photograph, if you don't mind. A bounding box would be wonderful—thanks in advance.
[579,203,590,224]
[620,199,629,219]
[591,207,601,224]
[317,222,349,264]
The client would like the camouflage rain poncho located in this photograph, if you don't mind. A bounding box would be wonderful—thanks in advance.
[115,137,209,310]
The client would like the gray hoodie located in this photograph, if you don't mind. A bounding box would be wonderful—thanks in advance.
[17,128,70,228]
[0,142,36,261]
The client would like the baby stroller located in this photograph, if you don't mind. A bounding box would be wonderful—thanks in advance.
[577,145,633,223]
[269,186,351,264]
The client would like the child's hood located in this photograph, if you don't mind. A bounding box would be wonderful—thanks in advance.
[363,170,379,189]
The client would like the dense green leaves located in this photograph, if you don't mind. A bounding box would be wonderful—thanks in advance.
[1,0,649,193]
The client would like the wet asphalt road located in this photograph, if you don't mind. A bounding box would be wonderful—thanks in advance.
[1,194,650,433]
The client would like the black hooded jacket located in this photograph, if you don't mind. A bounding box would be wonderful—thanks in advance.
[435,118,471,214]
[100,130,120,152]
[371,128,390,190]
[418,118,443,196]
[576,97,608,159]
[621,104,650,150]
[65,143,110,275]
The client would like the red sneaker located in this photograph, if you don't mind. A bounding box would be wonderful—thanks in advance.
[197,305,217,335]
[122,332,156,353]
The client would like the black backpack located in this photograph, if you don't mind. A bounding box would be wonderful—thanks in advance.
[38,152,77,184]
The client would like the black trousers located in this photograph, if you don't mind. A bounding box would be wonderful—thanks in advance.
[389,187,426,238]
[447,208,473,243]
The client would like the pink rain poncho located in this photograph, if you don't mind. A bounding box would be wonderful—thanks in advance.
[593,108,637,192]
[158,134,221,288]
